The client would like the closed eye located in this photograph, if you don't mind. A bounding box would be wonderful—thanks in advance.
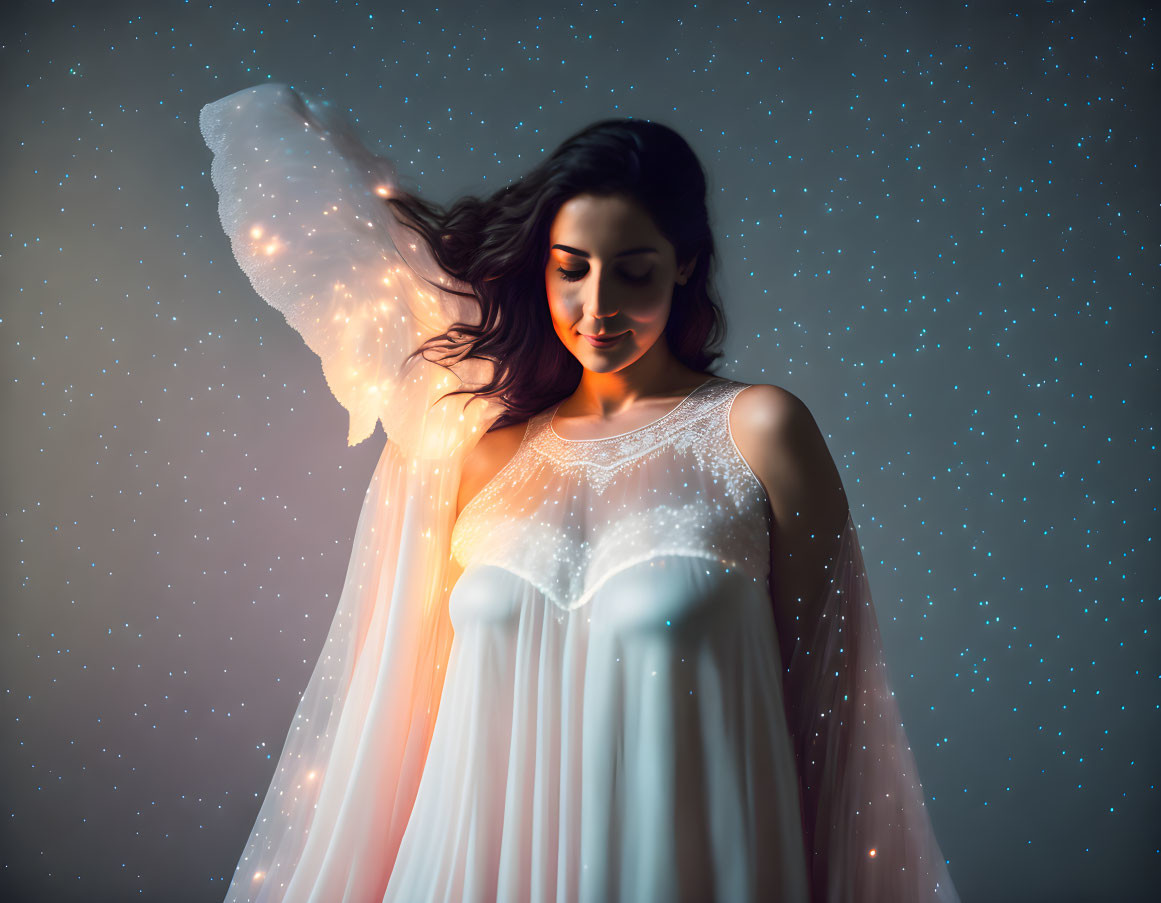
[556,266,651,284]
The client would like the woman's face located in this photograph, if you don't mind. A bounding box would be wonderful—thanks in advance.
[544,193,695,372]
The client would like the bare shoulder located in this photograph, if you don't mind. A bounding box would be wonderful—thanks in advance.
[728,382,807,439]
[728,382,821,476]
[456,419,529,518]
[728,382,847,530]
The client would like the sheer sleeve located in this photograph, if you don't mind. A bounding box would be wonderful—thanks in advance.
[199,84,503,901]
[782,511,961,903]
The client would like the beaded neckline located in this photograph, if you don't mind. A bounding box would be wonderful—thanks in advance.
[547,375,726,444]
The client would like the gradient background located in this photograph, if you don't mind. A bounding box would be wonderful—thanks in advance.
[1,1,1157,900]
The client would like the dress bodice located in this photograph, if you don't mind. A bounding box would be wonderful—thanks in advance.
[450,375,773,612]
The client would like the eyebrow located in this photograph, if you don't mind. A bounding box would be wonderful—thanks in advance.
[551,244,659,259]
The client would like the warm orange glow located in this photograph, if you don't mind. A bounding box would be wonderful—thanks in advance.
[249,225,264,239]
[868,848,877,858]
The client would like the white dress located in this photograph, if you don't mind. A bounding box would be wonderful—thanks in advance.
[384,375,810,903]
[200,82,959,903]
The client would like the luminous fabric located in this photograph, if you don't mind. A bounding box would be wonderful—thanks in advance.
[199,82,960,903]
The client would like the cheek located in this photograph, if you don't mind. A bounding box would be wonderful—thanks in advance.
[544,281,570,316]
[625,286,673,326]
[544,287,576,339]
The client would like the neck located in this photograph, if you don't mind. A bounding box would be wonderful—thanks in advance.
[566,336,707,417]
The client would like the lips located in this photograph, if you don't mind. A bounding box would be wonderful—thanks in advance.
[583,331,628,347]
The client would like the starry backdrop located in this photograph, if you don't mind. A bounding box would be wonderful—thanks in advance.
[1,0,1156,900]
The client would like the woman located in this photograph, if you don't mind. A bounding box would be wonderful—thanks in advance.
[200,83,959,902]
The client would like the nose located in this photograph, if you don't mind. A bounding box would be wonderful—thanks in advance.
[580,266,621,320]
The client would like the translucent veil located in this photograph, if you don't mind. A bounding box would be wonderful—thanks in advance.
[200,83,958,902]
[200,83,503,902]
[783,510,960,902]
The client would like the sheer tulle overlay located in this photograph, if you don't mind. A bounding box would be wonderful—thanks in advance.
[200,83,958,902]
[783,511,959,902]
[200,83,503,902]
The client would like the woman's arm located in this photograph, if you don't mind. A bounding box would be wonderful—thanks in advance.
[729,383,849,670]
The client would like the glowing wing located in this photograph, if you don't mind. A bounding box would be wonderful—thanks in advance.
[199,82,496,454]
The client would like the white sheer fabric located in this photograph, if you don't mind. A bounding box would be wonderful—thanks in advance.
[198,81,496,454]
[782,511,959,903]
[200,83,959,902]
[200,83,503,902]
[387,376,810,902]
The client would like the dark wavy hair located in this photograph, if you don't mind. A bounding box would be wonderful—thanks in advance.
[387,117,727,432]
